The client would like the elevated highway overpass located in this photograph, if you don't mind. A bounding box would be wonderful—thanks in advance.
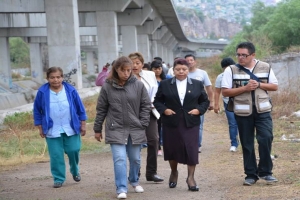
[0,0,228,90]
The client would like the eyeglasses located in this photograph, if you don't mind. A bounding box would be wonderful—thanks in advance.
[236,53,251,58]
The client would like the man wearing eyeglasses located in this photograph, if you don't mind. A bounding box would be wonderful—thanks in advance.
[221,42,278,186]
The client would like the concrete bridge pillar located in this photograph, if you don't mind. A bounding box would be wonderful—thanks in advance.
[137,34,150,63]
[151,40,157,61]
[96,11,118,72]
[29,43,44,84]
[0,37,12,88]
[86,51,95,75]
[45,0,82,89]
[121,26,138,57]
[156,43,163,59]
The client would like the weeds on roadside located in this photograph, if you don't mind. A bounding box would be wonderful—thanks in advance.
[0,94,103,166]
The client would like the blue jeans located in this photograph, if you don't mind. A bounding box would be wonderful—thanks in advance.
[110,136,141,194]
[224,102,239,147]
[198,115,204,147]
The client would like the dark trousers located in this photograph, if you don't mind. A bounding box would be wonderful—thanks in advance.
[145,113,159,177]
[235,107,274,180]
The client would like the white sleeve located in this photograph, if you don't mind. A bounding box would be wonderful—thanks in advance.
[268,68,278,85]
[221,67,233,89]
[215,74,223,88]
[167,68,174,77]
[203,71,212,86]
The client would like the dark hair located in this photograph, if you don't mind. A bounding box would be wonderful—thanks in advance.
[128,52,144,64]
[46,66,63,79]
[174,57,181,60]
[153,57,162,62]
[150,60,167,80]
[107,56,133,83]
[142,63,151,71]
[173,58,189,69]
[221,57,236,68]
[236,42,256,55]
[184,54,196,60]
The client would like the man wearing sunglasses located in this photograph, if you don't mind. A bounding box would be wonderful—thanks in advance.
[221,42,278,186]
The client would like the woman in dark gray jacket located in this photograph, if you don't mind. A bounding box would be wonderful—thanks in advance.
[94,56,151,199]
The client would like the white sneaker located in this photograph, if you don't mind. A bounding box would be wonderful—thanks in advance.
[198,147,201,153]
[134,185,144,193]
[158,150,163,156]
[229,146,237,152]
[117,193,127,199]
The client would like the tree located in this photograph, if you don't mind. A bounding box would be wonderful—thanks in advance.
[263,0,300,52]
[9,37,30,68]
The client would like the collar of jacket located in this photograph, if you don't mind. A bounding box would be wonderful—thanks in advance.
[111,74,137,88]
[170,77,193,84]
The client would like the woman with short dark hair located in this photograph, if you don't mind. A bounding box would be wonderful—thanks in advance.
[154,58,210,191]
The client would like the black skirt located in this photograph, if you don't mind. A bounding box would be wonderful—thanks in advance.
[162,113,199,165]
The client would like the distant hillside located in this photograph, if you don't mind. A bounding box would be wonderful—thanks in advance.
[173,0,280,40]
[177,9,242,40]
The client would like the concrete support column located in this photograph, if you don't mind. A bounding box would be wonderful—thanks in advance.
[121,26,137,56]
[86,51,95,75]
[96,11,118,72]
[0,37,12,88]
[29,43,44,84]
[157,43,163,58]
[151,40,157,59]
[45,0,82,88]
[137,34,150,63]
[163,46,168,64]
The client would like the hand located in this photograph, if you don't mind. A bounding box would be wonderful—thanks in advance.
[95,133,103,142]
[164,109,176,115]
[39,130,45,138]
[214,107,220,114]
[80,121,86,136]
[246,79,259,91]
[188,109,200,115]
[208,103,214,110]
[80,125,86,136]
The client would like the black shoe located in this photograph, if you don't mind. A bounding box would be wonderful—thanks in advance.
[259,175,278,184]
[53,182,62,188]
[169,170,178,188]
[243,178,257,186]
[73,174,81,182]
[146,174,164,182]
[186,179,199,191]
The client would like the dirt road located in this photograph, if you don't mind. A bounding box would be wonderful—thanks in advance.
[0,111,299,200]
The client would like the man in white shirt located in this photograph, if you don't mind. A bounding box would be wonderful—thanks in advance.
[222,42,278,186]
[185,54,214,153]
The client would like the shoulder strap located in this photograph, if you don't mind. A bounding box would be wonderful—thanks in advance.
[235,62,261,82]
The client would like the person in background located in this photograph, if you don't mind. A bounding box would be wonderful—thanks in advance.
[143,63,151,71]
[94,56,151,199]
[153,58,209,191]
[167,57,181,77]
[185,54,214,153]
[214,57,239,152]
[154,56,169,74]
[150,60,172,156]
[222,42,278,186]
[129,52,164,183]
[33,66,87,188]
[95,61,115,86]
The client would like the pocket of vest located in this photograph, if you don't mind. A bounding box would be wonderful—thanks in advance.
[255,94,272,113]
[233,93,252,116]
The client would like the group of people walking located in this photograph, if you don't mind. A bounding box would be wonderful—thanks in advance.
[33,42,278,199]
